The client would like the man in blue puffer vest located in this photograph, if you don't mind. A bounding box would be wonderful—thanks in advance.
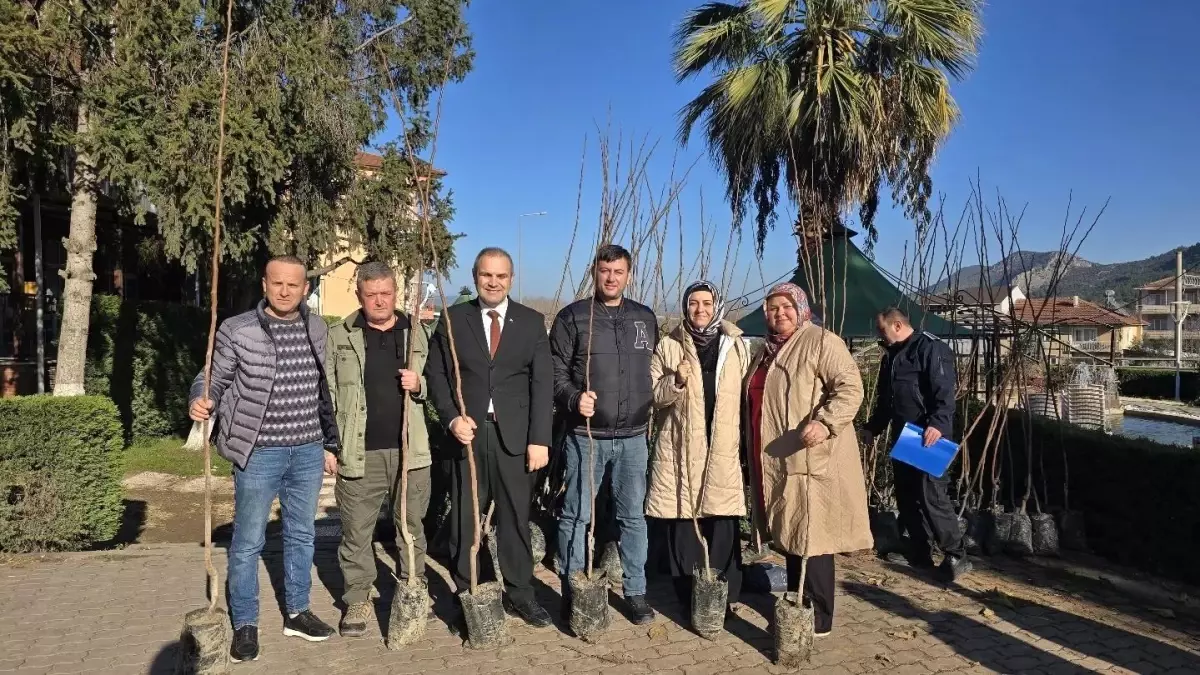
[188,255,340,662]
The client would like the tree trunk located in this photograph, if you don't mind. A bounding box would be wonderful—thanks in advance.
[34,192,45,394]
[53,103,99,396]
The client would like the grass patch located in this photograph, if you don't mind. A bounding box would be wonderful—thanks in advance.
[122,437,233,477]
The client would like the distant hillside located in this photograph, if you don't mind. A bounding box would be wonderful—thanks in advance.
[929,243,1200,306]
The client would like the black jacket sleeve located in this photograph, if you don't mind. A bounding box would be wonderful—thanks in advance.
[422,310,461,430]
[923,338,956,437]
[529,317,554,447]
[865,354,892,435]
[549,307,582,412]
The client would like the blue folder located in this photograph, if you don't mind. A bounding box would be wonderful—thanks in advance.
[888,422,960,479]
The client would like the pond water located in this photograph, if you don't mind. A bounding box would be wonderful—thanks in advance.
[1111,415,1200,448]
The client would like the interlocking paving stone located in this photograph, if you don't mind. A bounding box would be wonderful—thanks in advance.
[1,543,1199,674]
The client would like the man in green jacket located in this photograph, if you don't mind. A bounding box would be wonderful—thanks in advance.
[324,262,432,638]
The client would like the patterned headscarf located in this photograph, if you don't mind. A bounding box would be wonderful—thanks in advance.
[762,282,813,357]
[682,280,727,347]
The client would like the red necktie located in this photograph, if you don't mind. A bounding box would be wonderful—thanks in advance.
[488,310,501,358]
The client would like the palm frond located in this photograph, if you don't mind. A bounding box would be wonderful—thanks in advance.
[674,0,981,246]
[672,3,757,80]
[748,0,794,35]
[878,0,981,78]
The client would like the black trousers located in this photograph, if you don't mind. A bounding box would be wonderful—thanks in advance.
[450,420,535,602]
[662,516,744,605]
[892,461,965,559]
[785,553,834,633]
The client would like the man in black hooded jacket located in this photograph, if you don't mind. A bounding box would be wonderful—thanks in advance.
[549,244,658,625]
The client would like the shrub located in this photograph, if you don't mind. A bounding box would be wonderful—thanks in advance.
[86,295,220,439]
[323,315,343,327]
[1115,367,1199,401]
[963,408,1200,585]
[0,395,125,552]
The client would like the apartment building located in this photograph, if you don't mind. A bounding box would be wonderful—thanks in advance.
[1012,296,1145,363]
[1135,273,1200,349]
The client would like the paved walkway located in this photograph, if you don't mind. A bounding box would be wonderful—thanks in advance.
[2,542,1199,675]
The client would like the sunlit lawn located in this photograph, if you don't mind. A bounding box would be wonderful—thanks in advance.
[122,436,232,477]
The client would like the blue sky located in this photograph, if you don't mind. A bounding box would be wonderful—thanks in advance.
[379,0,1200,302]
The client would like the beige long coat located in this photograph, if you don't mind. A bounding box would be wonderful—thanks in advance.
[647,320,750,519]
[748,323,873,557]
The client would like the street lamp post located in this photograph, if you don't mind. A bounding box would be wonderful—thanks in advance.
[517,211,547,303]
[1171,249,1192,402]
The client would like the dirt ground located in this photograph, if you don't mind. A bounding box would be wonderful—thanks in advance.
[118,472,237,544]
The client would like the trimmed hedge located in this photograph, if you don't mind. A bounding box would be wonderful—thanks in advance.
[963,408,1200,585]
[1115,367,1199,402]
[0,395,125,551]
[86,295,220,439]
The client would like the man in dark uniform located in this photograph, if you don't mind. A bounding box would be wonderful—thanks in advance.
[860,307,972,582]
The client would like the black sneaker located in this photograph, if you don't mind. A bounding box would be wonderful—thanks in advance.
[283,610,335,642]
[502,595,553,629]
[940,555,973,583]
[626,594,656,625]
[230,625,259,662]
[881,551,936,569]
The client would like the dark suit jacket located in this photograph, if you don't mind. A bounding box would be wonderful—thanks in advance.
[424,298,553,457]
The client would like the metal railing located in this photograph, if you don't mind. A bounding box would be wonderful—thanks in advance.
[1143,329,1200,339]
[1136,304,1172,314]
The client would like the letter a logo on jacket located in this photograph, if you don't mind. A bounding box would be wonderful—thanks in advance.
[633,321,649,350]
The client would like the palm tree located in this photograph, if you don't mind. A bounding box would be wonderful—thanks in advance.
[673,0,982,252]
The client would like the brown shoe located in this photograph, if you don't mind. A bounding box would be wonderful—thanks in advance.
[339,602,373,637]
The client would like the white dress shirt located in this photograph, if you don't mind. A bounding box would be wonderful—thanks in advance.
[480,297,509,413]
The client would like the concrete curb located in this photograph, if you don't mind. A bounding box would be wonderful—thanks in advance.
[1122,405,1200,427]
[1018,554,1200,620]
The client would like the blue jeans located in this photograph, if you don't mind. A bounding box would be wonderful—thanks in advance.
[228,442,324,629]
[556,433,648,597]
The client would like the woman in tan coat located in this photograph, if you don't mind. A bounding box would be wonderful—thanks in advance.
[744,283,871,636]
[648,281,750,614]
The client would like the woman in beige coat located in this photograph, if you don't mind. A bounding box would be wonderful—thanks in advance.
[648,281,750,614]
[744,283,871,636]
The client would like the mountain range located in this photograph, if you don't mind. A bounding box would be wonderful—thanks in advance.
[928,243,1200,306]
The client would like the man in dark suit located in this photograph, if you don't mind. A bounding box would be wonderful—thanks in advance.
[424,247,554,628]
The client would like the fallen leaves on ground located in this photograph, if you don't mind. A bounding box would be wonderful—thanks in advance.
[647,624,669,641]
[981,587,1019,609]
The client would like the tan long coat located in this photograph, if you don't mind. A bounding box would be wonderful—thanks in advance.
[748,323,872,557]
[647,320,749,519]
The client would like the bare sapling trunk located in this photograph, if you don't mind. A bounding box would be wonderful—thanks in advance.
[399,265,423,584]
[53,103,98,396]
[584,283,597,578]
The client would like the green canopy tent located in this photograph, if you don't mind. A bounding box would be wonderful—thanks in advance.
[736,227,959,339]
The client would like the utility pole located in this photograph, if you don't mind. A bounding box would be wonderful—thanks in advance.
[1172,248,1190,402]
